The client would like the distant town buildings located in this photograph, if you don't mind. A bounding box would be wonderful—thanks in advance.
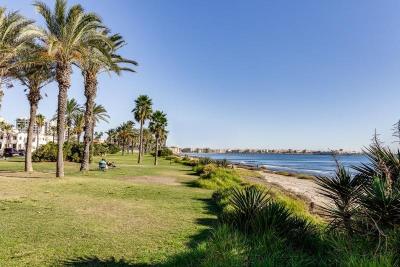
[176,146,360,155]
[0,117,55,153]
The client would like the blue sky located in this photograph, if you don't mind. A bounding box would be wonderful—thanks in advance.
[2,0,400,151]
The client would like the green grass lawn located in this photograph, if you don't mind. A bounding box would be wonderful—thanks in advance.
[0,154,215,266]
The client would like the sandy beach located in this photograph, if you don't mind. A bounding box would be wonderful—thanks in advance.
[243,170,329,215]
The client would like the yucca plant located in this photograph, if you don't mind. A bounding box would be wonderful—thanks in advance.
[226,185,270,233]
[359,177,400,232]
[354,139,400,190]
[315,164,363,235]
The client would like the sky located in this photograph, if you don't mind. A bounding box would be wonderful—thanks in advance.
[2,0,400,151]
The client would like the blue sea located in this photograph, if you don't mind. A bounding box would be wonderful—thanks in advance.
[187,153,369,176]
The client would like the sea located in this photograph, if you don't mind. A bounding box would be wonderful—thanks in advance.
[186,153,369,176]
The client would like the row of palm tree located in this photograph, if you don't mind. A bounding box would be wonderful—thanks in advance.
[132,95,168,165]
[106,95,168,165]
[0,0,136,176]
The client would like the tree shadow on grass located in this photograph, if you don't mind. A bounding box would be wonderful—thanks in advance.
[185,197,219,249]
[61,256,148,266]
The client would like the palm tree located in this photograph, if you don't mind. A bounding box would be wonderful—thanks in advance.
[11,44,53,172]
[34,0,110,177]
[106,129,117,144]
[73,112,84,143]
[35,114,45,150]
[0,7,35,109]
[65,98,82,142]
[1,123,12,150]
[79,33,137,171]
[149,111,168,165]
[133,95,153,163]
[88,104,110,162]
[116,121,134,155]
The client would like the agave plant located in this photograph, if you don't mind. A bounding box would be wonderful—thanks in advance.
[227,185,270,233]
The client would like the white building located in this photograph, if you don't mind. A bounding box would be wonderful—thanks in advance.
[0,118,55,154]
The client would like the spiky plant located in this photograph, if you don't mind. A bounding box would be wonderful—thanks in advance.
[227,185,270,233]
[359,177,400,232]
[315,164,363,235]
[354,140,400,191]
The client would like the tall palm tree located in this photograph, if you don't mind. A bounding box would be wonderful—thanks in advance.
[0,7,35,109]
[35,114,45,149]
[149,111,168,165]
[34,0,110,177]
[133,95,153,164]
[65,98,82,142]
[11,45,53,172]
[73,112,84,143]
[79,33,137,171]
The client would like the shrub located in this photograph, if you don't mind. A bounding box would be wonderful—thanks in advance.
[215,159,229,168]
[159,147,173,157]
[106,143,120,154]
[93,143,109,156]
[199,225,247,267]
[66,142,84,163]
[33,142,83,163]
[194,167,243,190]
[198,157,214,165]
[32,142,58,162]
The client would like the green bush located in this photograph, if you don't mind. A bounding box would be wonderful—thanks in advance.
[159,147,173,157]
[106,143,120,154]
[194,166,243,190]
[32,142,58,162]
[33,142,83,163]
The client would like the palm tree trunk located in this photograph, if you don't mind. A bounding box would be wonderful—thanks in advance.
[138,121,144,163]
[90,121,95,163]
[80,71,97,171]
[77,132,81,143]
[122,140,125,156]
[25,89,40,172]
[67,126,70,143]
[56,62,72,178]
[154,136,159,165]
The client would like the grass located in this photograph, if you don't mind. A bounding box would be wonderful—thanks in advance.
[0,153,215,266]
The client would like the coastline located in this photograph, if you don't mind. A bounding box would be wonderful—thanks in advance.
[185,154,328,211]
